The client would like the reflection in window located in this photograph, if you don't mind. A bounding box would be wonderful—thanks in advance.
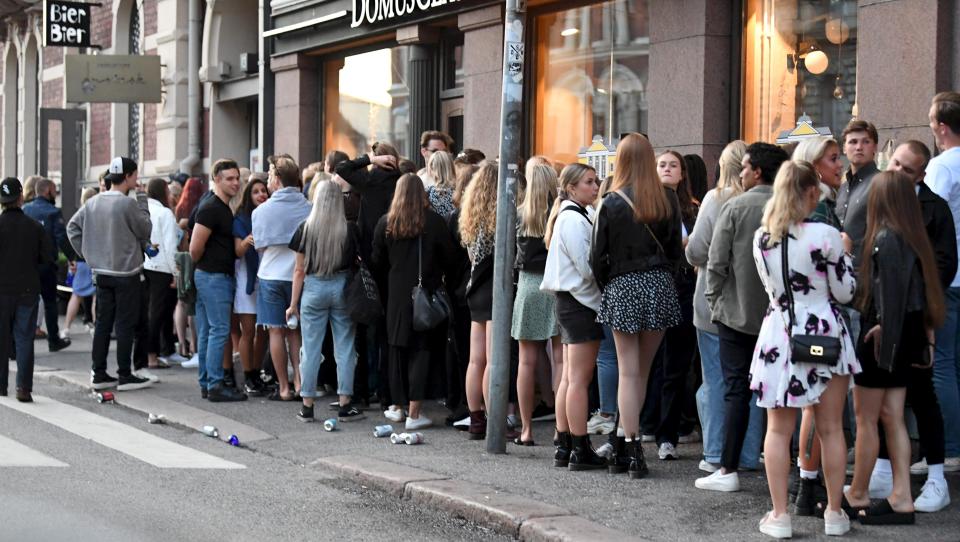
[743,0,857,144]
[534,0,649,168]
[324,47,410,159]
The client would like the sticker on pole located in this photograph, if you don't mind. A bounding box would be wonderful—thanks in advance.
[508,42,524,83]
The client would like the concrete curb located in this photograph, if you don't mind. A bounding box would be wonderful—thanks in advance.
[313,455,638,541]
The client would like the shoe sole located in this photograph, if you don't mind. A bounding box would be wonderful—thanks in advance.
[759,525,792,538]
[554,460,569,468]
[915,501,950,513]
[568,463,606,471]
[695,482,739,492]
[117,382,154,391]
[91,381,117,390]
[297,416,315,423]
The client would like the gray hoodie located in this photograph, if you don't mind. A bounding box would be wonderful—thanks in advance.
[67,190,153,277]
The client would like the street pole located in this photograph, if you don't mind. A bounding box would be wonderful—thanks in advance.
[486,0,526,454]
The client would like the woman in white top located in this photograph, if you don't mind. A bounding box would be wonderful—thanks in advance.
[144,178,180,371]
[540,163,602,471]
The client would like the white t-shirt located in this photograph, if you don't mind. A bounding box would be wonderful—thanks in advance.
[926,146,960,287]
[257,246,296,281]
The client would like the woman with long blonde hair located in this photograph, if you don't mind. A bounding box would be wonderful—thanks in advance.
[426,149,457,218]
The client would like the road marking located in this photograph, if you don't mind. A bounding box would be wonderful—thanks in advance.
[0,434,69,467]
[0,396,245,470]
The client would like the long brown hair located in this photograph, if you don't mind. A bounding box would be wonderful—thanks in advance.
[459,161,499,246]
[660,150,698,222]
[385,173,428,240]
[858,171,945,327]
[610,133,672,223]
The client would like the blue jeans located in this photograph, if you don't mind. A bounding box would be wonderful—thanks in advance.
[597,325,619,414]
[934,288,960,457]
[0,295,39,392]
[299,273,357,398]
[695,329,763,467]
[195,270,235,390]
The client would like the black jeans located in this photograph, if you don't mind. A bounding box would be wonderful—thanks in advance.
[0,295,39,393]
[132,275,149,370]
[878,365,945,465]
[718,323,759,472]
[389,327,443,405]
[38,264,61,341]
[655,318,698,446]
[92,274,142,377]
[144,270,177,356]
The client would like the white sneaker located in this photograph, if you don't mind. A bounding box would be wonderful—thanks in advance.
[181,354,199,368]
[945,457,960,472]
[914,479,951,513]
[911,458,929,475]
[587,412,615,435]
[823,508,850,536]
[162,353,190,365]
[595,442,614,459]
[453,415,470,430]
[133,368,160,383]
[506,414,520,430]
[384,406,406,423]
[405,416,433,431]
[695,469,740,492]
[758,511,791,539]
[678,429,701,444]
[658,442,678,460]
[699,459,719,473]
[59,329,70,340]
[868,469,893,499]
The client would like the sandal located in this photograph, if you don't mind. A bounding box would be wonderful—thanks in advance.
[858,499,915,525]
[512,436,535,446]
[268,389,295,402]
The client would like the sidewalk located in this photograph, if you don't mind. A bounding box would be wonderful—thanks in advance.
[29,324,960,541]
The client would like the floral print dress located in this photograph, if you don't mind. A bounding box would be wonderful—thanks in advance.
[749,221,860,409]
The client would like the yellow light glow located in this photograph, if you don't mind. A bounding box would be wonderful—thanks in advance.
[338,49,393,107]
[561,28,579,37]
[804,49,829,75]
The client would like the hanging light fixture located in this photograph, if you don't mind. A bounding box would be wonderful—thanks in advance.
[825,18,850,45]
[804,47,829,75]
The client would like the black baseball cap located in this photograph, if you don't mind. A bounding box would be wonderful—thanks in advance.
[0,177,22,204]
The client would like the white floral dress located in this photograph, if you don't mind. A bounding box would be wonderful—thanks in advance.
[749,222,860,409]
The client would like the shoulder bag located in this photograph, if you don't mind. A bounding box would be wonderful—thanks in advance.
[780,234,840,365]
[344,257,382,325]
[412,236,452,331]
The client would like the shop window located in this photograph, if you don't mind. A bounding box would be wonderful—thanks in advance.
[743,0,857,145]
[441,32,464,93]
[533,0,649,170]
[323,46,411,159]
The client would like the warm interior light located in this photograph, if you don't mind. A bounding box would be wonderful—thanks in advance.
[561,28,579,37]
[825,19,850,45]
[804,49,829,75]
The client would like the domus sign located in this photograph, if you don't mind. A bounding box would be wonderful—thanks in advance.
[351,0,460,28]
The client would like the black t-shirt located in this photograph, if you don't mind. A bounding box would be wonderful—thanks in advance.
[289,221,360,275]
[195,195,236,275]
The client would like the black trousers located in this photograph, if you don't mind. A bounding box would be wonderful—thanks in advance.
[878,365,945,465]
[718,323,759,472]
[389,327,443,406]
[38,264,61,341]
[655,317,698,446]
[92,274,141,377]
[144,270,177,356]
[0,295,38,392]
[132,275,149,371]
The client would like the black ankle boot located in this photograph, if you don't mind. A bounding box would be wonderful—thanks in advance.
[553,431,572,467]
[628,439,649,479]
[608,436,630,474]
[794,477,819,516]
[569,434,606,471]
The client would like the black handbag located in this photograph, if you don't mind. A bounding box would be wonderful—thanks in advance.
[412,236,451,331]
[345,258,382,325]
[781,234,840,365]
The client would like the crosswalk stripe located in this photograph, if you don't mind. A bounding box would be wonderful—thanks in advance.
[0,396,245,470]
[0,434,69,467]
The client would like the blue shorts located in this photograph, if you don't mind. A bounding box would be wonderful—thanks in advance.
[257,279,293,328]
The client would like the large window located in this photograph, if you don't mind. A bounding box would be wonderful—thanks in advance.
[323,46,410,159]
[533,0,649,170]
[743,0,857,144]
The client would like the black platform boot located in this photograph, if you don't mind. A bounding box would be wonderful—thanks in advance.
[553,431,572,468]
[794,477,820,516]
[628,439,649,479]
[608,435,630,474]
[568,434,607,471]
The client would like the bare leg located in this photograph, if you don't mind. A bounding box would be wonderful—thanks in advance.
[518,340,543,442]
[237,314,257,372]
[287,329,302,393]
[565,341,601,435]
[64,294,82,333]
[410,400,422,419]
[223,313,239,372]
[879,388,914,512]
[846,386,884,507]
[555,345,569,433]
[765,406,798,517]
[798,407,822,473]
[615,330,665,438]
[269,327,291,396]
[466,321,488,412]
[812,375,850,515]
[482,321,492,411]
[174,302,188,356]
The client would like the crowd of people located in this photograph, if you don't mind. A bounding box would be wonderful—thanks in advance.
[2,91,960,538]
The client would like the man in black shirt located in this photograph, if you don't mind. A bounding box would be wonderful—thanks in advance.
[189,159,247,402]
[0,178,52,402]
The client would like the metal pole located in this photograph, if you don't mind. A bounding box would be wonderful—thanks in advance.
[486,0,526,454]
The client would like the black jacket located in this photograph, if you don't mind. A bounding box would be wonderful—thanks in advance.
[336,155,402,258]
[918,181,958,290]
[515,214,548,273]
[0,208,53,297]
[590,187,683,288]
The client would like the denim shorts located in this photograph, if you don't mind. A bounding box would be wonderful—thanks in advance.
[257,278,293,328]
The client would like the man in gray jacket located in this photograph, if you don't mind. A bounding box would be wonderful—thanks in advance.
[696,142,788,492]
[67,157,154,391]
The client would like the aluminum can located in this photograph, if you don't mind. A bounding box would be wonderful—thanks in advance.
[147,413,166,424]
[96,391,115,403]
[389,432,407,444]
[202,425,220,438]
[404,432,424,445]
[323,418,338,432]
[228,434,240,446]
[286,314,299,330]
[373,425,393,438]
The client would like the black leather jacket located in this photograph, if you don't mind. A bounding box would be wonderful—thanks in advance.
[515,213,548,273]
[590,186,683,289]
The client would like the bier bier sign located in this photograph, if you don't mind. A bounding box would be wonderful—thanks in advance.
[44,0,98,48]
[351,0,460,28]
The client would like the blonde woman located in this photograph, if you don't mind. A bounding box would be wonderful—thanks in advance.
[426,150,457,218]
[513,160,561,445]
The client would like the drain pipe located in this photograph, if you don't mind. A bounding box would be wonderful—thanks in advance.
[180,0,201,175]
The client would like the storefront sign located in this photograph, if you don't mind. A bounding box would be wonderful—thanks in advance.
[44,0,96,48]
[65,55,162,103]
[351,0,460,28]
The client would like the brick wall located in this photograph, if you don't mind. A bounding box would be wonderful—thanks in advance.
[43,47,63,68]
[143,0,157,36]
[90,103,111,166]
[91,0,113,50]
[143,46,157,162]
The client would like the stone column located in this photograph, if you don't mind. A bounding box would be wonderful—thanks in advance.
[407,44,439,170]
[459,5,504,156]
[272,52,319,167]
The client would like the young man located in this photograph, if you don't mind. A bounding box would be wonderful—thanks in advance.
[252,155,311,400]
[697,142,789,492]
[865,140,956,513]
[190,159,247,402]
[67,157,155,391]
[835,119,880,266]
[926,91,960,474]
[416,130,454,186]
[23,178,73,351]
[0,178,52,402]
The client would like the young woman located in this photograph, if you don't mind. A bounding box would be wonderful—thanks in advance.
[845,171,945,526]
[541,163,602,469]
[287,180,365,422]
[63,188,99,337]
[458,162,499,439]
[793,136,844,230]
[591,133,683,478]
[335,142,402,261]
[174,177,205,362]
[232,177,270,395]
[372,174,454,430]
[513,160,561,445]
[426,150,457,219]
[143,178,180,370]
[749,160,859,538]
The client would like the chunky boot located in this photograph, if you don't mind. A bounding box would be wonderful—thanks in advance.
[608,436,630,474]
[468,410,486,440]
[553,431,572,468]
[569,434,607,471]
[627,439,649,479]
[793,477,819,516]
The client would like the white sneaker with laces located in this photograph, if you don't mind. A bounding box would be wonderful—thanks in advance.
[595,442,614,459]
[133,368,160,383]
[915,479,950,513]
[868,469,893,499]
[587,412,615,435]
[758,511,791,539]
[698,459,719,473]
[384,406,406,423]
[911,458,929,475]
[453,415,470,430]
[658,442,678,460]
[163,353,190,365]
[823,508,849,536]
[945,457,960,472]
[181,354,199,368]
[678,429,701,444]
[59,329,70,340]
[695,469,740,492]
[405,416,433,431]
